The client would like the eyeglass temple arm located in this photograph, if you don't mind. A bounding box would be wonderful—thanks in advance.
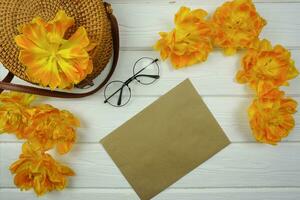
[134,74,160,79]
[117,86,124,106]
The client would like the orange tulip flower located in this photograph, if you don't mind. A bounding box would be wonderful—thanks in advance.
[0,92,35,135]
[10,142,75,196]
[248,95,297,144]
[15,10,96,89]
[236,39,299,93]
[154,7,212,68]
[211,0,266,55]
[21,104,80,154]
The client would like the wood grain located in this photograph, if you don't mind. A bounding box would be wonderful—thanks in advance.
[1,50,299,96]
[106,3,300,49]
[1,143,300,188]
[1,188,300,200]
[0,95,299,143]
[108,0,300,3]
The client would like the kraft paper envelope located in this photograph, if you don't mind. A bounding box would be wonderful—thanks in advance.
[100,79,230,200]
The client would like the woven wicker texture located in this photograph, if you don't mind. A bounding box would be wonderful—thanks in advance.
[0,0,113,86]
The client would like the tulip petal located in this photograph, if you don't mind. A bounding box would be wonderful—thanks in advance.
[46,10,74,39]
[21,23,49,50]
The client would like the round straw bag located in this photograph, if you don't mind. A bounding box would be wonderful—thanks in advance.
[0,0,119,98]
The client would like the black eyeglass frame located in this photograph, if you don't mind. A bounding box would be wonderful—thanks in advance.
[104,57,160,107]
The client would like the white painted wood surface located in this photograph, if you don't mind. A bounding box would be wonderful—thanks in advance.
[0,0,300,199]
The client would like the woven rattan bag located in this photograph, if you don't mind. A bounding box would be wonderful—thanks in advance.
[0,0,119,98]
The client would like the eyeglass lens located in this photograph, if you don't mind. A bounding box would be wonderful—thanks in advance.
[104,81,131,107]
[133,57,160,85]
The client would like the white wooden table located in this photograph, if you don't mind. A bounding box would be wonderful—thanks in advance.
[1,0,300,199]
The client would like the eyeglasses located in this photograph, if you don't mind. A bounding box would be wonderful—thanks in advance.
[104,57,160,107]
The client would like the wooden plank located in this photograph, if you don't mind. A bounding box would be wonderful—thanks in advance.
[108,0,300,4]
[0,95,299,143]
[1,188,300,200]
[1,143,300,188]
[1,50,299,96]
[105,3,300,48]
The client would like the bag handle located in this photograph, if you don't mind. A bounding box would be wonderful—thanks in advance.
[0,3,119,98]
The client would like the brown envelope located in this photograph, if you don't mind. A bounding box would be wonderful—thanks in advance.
[100,79,230,200]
